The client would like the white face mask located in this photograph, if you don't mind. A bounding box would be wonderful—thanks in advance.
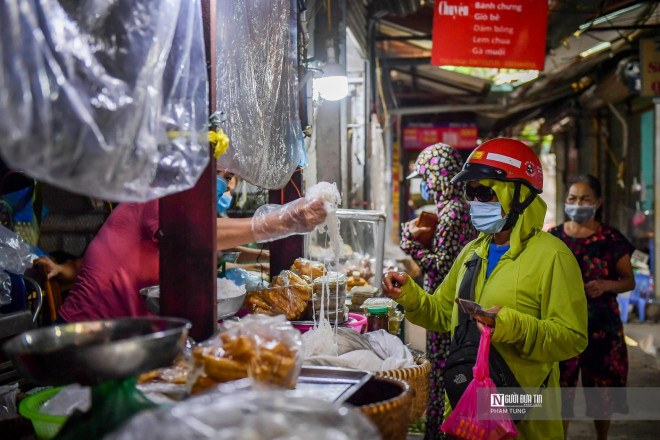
[469,201,508,233]
[564,204,596,223]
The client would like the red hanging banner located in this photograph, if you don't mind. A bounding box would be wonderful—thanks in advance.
[431,1,548,70]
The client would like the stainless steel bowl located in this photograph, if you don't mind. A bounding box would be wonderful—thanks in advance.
[217,291,246,320]
[2,317,190,386]
[140,282,246,320]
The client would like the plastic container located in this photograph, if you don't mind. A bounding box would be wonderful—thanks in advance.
[310,273,348,321]
[366,306,389,332]
[292,313,367,334]
[360,297,398,317]
[19,387,68,440]
[349,286,379,312]
[388,311,404,335]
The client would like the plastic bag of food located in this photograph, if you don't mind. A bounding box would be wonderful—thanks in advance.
[106,386,381,440]
[189,314,303,394]
[215,0,302,189]
[291,258,327,282]
[0,0,208,202]
[243,270,312,320]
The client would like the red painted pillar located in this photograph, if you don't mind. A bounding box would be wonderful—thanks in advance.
[159,0,217,341]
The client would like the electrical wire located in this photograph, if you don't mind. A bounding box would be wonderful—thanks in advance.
[375,57,389,131]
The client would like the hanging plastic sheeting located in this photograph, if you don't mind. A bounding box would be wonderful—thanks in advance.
[0,0,209,202]
[215,0,303,190]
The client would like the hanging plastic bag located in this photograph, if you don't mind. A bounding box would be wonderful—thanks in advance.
[0,225,38,305]
[441,326,518,440]
[0,0,208,202]
[215,0,303,189]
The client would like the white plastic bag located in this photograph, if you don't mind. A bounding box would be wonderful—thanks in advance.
[0,0,208,202]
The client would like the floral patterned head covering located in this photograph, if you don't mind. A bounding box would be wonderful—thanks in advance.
[413,143,465,204]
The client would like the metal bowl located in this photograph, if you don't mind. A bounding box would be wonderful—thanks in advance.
[140,281,246,320]
[2,317,191,386]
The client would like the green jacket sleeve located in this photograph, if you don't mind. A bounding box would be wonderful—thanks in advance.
[491,249,588,362]
[395,246,469,333]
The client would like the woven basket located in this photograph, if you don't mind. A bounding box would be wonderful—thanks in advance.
[349,376,412,440]
[375,356,430,422]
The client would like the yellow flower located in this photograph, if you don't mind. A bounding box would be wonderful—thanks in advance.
[210,129,230,158]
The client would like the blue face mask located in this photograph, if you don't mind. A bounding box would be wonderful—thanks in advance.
[216,176,232,213]
[420,180,431,201]
[469,201,508,233]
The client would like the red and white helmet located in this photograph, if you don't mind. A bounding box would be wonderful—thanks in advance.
[451,138,543,193]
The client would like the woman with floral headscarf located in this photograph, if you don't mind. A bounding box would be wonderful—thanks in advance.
[400,143,477,439]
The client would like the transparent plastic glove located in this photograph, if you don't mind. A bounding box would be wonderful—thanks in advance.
[251,197,327,243]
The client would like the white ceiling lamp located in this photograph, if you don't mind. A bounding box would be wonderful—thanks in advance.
[313,45,348,101]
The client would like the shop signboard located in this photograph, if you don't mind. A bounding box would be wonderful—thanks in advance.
[403,124,478,150]
[641,38,660,97]
[431,1,548,70]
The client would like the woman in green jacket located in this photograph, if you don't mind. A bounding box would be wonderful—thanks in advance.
[383,138,588,440]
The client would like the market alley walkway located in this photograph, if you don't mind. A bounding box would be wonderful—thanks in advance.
[567,321,660,440]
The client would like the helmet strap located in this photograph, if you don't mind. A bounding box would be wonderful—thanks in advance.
[502,182,536,231]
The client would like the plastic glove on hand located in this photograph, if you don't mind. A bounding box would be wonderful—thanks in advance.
[287,197,327,232]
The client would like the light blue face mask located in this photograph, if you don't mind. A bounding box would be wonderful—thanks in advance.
[469,201,508,233]
[216,176,232,213]
[420,180,431,201]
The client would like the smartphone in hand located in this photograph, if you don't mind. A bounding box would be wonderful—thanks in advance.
[455,298,498,317]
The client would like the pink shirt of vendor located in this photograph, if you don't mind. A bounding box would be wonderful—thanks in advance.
[58,201,160,322]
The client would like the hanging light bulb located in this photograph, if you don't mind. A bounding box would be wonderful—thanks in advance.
[313,44,348,101]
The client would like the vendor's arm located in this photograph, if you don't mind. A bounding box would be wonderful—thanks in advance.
[216,217,256,250]
[33,256,82,283]
[490,250,588,362]
[231,245,270,262]
[217,197,327,249]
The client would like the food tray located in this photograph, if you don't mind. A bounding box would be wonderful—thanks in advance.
[287,366,372,404]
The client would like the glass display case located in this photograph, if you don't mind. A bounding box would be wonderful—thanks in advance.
[305,209,386,290]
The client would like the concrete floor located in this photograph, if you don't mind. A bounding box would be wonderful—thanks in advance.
[566,321,660,440]
[407,321,660,440]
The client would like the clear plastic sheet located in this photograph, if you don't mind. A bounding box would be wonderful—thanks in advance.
[215,0,303,189]
[0,225,38,305]
[105,387,381,440]
[0,0,208,202]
